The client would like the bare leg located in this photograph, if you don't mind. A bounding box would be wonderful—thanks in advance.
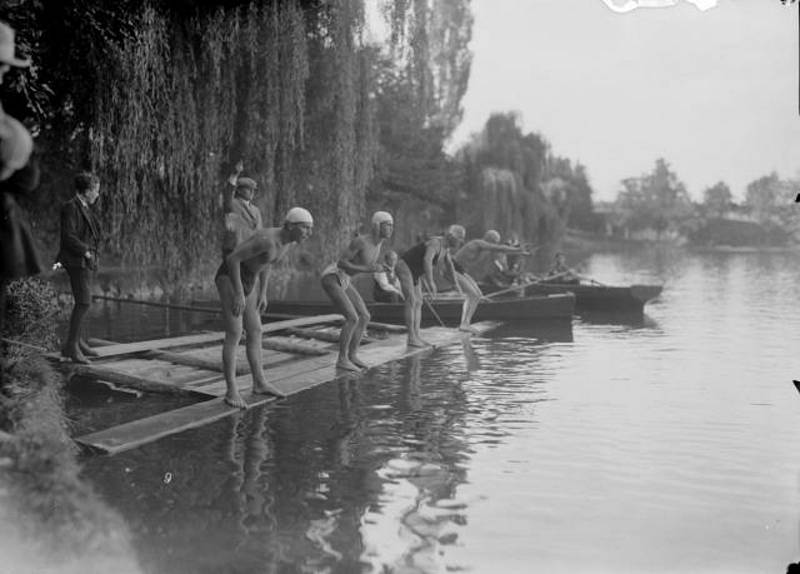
[217,276,247,409]
[321,274,361,372]
[397,262,426,347]
[456,273,482,334]
[413,282,432,346]
[243,291,285,397]
[344,285,370,368]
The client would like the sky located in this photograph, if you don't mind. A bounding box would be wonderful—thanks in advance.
[446,0,800,202]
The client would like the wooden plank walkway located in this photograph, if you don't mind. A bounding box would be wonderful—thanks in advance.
[46,314,343,361]
[75,320,499,455]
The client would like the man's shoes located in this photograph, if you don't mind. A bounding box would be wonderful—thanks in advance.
[61,345,90,365]
[78,339,99,357]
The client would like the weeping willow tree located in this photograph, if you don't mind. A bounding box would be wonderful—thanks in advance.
[456,112,567,248]
[88,0,376,282]
[369,0,473,245]
[2,0,381,289]
[2,0,478,292]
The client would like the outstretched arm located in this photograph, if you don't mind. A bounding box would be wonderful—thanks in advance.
[476,239,532,255]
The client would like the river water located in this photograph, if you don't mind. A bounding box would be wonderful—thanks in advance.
[75,247,800,574]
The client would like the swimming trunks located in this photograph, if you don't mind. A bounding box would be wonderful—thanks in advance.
[400,242,441,284]
[321,262,352,290]
[215,260,257,296]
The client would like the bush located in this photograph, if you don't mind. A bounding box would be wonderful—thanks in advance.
[2,277,61,351]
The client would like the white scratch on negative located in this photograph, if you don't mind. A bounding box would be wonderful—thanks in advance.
[600,0,718,13]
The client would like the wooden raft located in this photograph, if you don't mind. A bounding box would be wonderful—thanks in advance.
[69,316,498,455]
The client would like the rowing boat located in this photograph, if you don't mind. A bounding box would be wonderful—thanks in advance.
[264,292,576,326]
[484,282,662,313]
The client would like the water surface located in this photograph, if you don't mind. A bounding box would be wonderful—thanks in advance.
[79,248,800,573]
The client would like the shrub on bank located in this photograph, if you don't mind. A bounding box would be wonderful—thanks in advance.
[1,277,139,569]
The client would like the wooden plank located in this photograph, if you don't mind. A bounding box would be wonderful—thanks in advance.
[74,321,500,454]
[87,314,343,358]
[76,395,277,455]
[262,336,330,356]
[144,350,247,376]
[367,321,407,333]
[70,365,204,396]
[97,357,221,385]
[283,326,374,344]
[191,353,339,397]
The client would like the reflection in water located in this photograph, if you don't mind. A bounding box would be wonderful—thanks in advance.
[78,250,800,573]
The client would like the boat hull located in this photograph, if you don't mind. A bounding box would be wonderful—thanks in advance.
[485,283,662,313]
[265,292,576,326]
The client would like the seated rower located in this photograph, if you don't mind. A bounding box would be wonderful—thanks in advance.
[215,207,314,408]
[541,252,581,284]
[321,211,395,372]
[373,250,404,303]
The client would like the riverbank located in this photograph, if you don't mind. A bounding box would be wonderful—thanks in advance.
[1,278,142,573]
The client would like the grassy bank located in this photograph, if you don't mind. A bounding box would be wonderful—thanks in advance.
[1,278,141,573]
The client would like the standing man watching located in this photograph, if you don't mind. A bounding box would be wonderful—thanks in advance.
[57,172,101,364]
[222,160,262,255]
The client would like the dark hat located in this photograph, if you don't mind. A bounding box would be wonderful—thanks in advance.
[236,177,257,190]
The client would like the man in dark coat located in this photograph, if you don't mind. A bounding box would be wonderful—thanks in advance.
[57,172,101,363]
[0,20,40,332]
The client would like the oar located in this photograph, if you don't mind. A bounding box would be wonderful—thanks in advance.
[484,280,541,300]
[421,286,447,328]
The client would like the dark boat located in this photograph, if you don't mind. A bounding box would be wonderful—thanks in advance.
[484,282,662,314]
[264,292,576,326]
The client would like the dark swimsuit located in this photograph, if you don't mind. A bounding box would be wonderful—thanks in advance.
[400,241,441,284]
[215,260,258,296]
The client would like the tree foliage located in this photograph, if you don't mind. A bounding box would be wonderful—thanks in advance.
[455,112,568,248]
[370,0,473,218]
[615,158,693,237]
[702,181,732,218]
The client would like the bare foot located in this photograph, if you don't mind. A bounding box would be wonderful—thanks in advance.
[349,356,369,370]
[407,338,427,348]
[253,380,286,397]
[336,359,362,372]
[459,326,479,334]
[224,391,248,409]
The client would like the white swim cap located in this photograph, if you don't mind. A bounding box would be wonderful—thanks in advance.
[483,230,500,243]
[447,224,466,240]
[285,206,313,224]
[371,211,393,226]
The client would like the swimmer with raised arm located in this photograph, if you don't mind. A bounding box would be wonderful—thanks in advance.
[451,229,531,331]
[216,207,314,408]
[321,211,394,371]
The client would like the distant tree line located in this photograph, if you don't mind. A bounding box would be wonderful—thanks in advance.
[606,158,799,246]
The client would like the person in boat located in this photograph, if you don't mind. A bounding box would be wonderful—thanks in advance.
[372,249,404,303]
[321,210,394,372]
[216,206,314,408]
[450,229,531,331]
[221,160,262,255]
[56,172,102,364]
[395,225,463,346]
[541,252,581,284]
